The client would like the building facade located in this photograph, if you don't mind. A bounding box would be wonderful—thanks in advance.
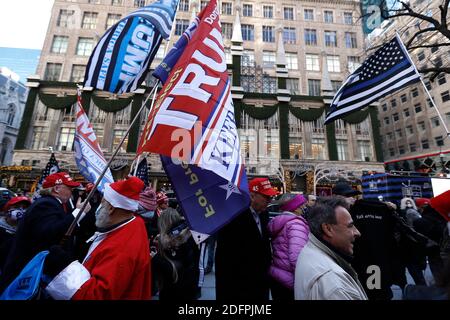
[370,0,450,173]
[12,0,385,193]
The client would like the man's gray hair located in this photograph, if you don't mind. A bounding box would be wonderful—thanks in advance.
[306,196,349,238]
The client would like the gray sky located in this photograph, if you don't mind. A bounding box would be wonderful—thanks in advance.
[0,0,54,49]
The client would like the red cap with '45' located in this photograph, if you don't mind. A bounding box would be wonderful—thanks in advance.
[248,178,278,197]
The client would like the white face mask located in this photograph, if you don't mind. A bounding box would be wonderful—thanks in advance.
[7,208,25,221]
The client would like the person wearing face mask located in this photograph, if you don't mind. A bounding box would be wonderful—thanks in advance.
[0,196,31,273]
[42,176,151,300]
[332,181,362,207]
[267,193,309,300]
[0,172,91,294]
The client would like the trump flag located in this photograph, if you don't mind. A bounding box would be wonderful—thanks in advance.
[137,0,250,236]
[74,92,114,192]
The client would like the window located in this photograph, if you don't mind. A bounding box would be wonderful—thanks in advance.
[337,140,348,160]
[345,32,357,48]
[401,94,407,103]
[221,2,232,15]
[431,117,440,127]
[347,56,360,72]
[387,132,393,140]
[57,9,75,28]
[134,0,145,7]
[51,36,68,54]
[306,54,320,71]
[438,74,447,85]
[308,79,321,96]
[200,1,208,9]
[411,88,419,98]
[324,10,333,23]
[344,12,353,25]
[243,4,253,17]
[327,55,340,73]
[112,0,123,4]
[312,138,326,160]
[241,24,254,41]
[406,125,414,135]
[221,23,233,39]
[224,48,232,64]
[76,37,94,56]
[178,0,189,11]
[431,46,439,53]
[82,12,98,29]
[286,78,299,95]
[422,139,430,149]
[304,9,314,21]
[44,63,62,81]
[384,117,390,125]
[242,50,255,67]
[393,113,399,122]
[424,80,432,90]
[6,105,15,126]
[284,7,294,20]
[435,136,444,146]
[409,143,416,152]
[113,129,128,151]
[382,103,387,112]
[58,128,75,151]
[285,53,298,70]
[389,148,395,156]
[262,77,277,94]
[262,51,276,68]
[418,121,426,131]
[263,5,273,18]
[442,91,450,102]
[324,31,337,47]
[262,26,275,42]
[399,147,405,155]
[175,19,189,36]
[331,81,342,92]
[434,57,443,67]
[417,51,425,61]
[391,99,397,108]
[304,29,317,45]
[283,27,296,44]
[403,108,410,117]
[88,0,99,3]
[70,65,86,82]
[106,14,121,29]
[414,104,422,113]
[31,127,48,150]
[395,129,402,138]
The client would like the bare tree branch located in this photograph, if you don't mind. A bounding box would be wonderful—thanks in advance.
[409,42,450,50]
[406,27,437,47]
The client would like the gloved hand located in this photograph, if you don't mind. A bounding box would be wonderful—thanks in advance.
[71,198,92,226]
[43,245,76,278]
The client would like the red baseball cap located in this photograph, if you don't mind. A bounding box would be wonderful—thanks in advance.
[43,172,80,189]
[415,198,431,208]
[430,190,450,222]
[248,178,278,197]
[4,196,32,211]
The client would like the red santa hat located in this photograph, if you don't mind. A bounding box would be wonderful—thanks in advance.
[430,189,450,222]
[104,176,144,212]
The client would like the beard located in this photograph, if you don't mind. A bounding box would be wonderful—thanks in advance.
[95,205,111,229]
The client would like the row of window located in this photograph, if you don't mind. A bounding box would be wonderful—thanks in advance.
[382,91,450,116]
[57,10,122,30]
[388,136,445,156]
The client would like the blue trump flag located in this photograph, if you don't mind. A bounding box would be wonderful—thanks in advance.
[83,0,179,94]
[138,0,250,237]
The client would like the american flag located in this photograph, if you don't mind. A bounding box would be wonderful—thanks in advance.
[324,35,421,124]
[134,157,149,187]
[32,153,60,200]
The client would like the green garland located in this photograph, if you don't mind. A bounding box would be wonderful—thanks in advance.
[289,106,325,121]
[15,88,38,150]
[81,91,92,114]
[369,106,384,162]
[233,101,242,129]
[127,95,143,153]
[38,92,77,110]
[91,94,133,113]
[326,122,338,161]
[241,103,279,120]
[342,108,370,124]
[279,103,290,159]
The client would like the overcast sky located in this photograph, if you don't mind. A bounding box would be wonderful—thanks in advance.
[0,0,54,49]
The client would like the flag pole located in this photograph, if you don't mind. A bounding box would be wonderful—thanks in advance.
[396,33,450,139]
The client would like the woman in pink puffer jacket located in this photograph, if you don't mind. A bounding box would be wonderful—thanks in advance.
[268,193,309,300]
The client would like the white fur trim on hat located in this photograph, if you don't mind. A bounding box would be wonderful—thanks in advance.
[104,183,139,212]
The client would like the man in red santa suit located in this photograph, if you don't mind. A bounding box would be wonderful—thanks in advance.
[43,176,151,300]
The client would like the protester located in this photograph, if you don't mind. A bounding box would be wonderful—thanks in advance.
[415,198,431,214]
[204,234,216,275]
[0,172,90,293]
[400,197,422,226]
[215,177,276,300]
[0,197,32,272]
[138,186,158,239]
[152,208,200,300]
[294,197,367,300]
[43,176,151,300]
[332,181,361,207]
[267,193,309,300]
[156,191,169,216]
[307,194,317,208]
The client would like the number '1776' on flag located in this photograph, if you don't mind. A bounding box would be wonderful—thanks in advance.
[324,34,421,124]
[137,0,250,236]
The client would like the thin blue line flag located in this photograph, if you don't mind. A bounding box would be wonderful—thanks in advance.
[324,34,421,124]
[83,0,179,94]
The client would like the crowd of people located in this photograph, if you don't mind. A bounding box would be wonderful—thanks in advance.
[0,172,449,300]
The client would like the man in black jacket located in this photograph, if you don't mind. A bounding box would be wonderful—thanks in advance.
[0,172,90,293]
[215,177,277,301]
